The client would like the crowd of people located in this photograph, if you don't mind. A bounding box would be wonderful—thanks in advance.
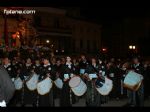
[0,47,150,107]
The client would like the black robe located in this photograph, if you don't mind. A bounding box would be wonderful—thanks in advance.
[84,64,101,107]
[60,63,78,107]
[38,64,55,107]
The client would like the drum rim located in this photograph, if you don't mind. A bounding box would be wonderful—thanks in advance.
[72,84,87,96]
[95,77,113,96]
[26,73,37,82]
[37,77,53,95]
[26,74,38,91]
[54,78,63,89]
[14,77,23,90]
[69,76,81,88]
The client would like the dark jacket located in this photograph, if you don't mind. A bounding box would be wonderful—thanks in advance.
[0,66,15,104]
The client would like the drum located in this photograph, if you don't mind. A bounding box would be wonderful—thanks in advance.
[69,76,87,96]
[95,77,113,96]
[123,71,143,91]
[14,77,23,90]
[54,78,63,89]
[37,77,53,95]
[26,73,39,91]
[80,69,85,74]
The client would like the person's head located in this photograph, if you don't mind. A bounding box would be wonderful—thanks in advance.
[61,57,66,64]
[66,56,71,63]
[106,62,113,68]
[43,57,50,65]
[91,58,97,64]
[133,57,140,64]
[35,59,40,65]
[26,58,32,64]
[81,55,86,61]
[56,59,61,66]
[51,57,56,64]
[110,58,115,63]
[122,61,131,71]
[3,57,10,65]
[72,58,77,64]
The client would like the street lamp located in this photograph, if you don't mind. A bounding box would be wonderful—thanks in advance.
[46,40,50,44]
[129,45,133,49]
[132,46,136,50]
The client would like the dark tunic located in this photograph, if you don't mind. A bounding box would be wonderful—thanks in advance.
[106,66,118,99]
[3,63,17,106]
[84,64,101,107]
[38,63,55,107]
[19,63,35,106]
[60,63,78,107]
[129,63,144,107]
[53,64,63,100]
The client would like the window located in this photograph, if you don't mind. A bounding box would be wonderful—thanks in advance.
[54,18,60,28]
[80,39,83,49]
[33,15,41,26]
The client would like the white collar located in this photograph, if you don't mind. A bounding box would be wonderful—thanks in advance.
[4,63,11,68]
[36,64,40,67]
[26,63,32,67]
[44,63,50,67]
[66,62,72,65]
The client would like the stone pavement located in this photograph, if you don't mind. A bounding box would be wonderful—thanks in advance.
[16,97,150,107]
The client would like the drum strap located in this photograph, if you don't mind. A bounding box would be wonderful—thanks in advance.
[70,89,72,105]
[21,83,24,105]
[121,80,124,95]
[91,82,94,102]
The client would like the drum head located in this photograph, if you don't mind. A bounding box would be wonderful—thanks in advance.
[69,76,81,88]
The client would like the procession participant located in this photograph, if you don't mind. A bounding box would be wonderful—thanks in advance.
[51,57,56,66]
[60,56,78,106]
[129,56,144,107]
[32,58,43,107]
[19,57,35,106]
[105,61,118,99]
[97,58,108,104]
[2,56,17,106]
[3,57,16,80]
[61,57,66,65]
[53,58,63,105]
[84,57,101,107]
[38,56,55,107]
[11,56,23,106]
[142,60,150,99]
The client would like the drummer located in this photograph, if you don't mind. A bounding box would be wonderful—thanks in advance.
[32,57,43,107]
[130,56,144,107]
[53,58,63,103]
[38,56,55,107]
[19,57,35,106]
[97,58,108,104]
[60,56,78,106]
[2,56,17,106]
[84,57,101,107]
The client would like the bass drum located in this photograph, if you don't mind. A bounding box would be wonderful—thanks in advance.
[54,78,63,89]
[14,77,23,90]
[95,76,113,96]
[123,71,143,91]
[26,73,39,91]
[37,77,53,95]
[69,76,87,96]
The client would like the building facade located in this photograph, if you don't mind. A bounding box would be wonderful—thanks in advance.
[0,7,102,55]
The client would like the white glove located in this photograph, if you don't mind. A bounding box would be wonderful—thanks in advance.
[0,100,6,107]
